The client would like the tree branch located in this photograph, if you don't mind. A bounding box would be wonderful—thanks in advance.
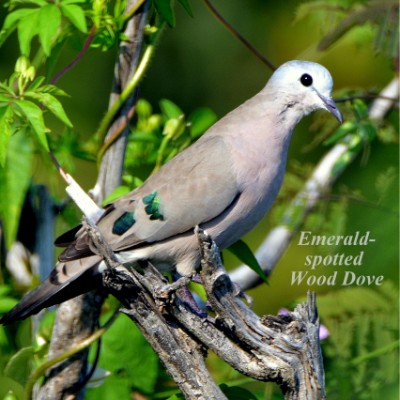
[99,227,325,399]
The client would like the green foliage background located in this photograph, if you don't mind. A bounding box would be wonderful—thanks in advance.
[0,0,398,399]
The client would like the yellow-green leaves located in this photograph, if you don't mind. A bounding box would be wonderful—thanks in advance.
[60,1,88,33]
[14,100,48,151]
[125,97,216,177]
[24,92,73,128]
[0,58,72,163]
[38,5,62,55]
[0,57,72,247]
[1,0,88,56]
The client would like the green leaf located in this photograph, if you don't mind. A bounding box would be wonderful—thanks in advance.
[0,93,12,103]
[352,99,368,119]
[61,0,86,4]
[4,347,34,386]
[102,185,131,205]
[0,130,33,248]
[0,376,24,400]
[0,106,13,166]
[220,383,258,400]
[154,0,176,27]
[17,11,40,56]
[86,314,159,399]
[60,4,88,33]
[25,92,73,127]
[323,120,357,146]
[0,297,18,313]
[14,100,49,151]
[177,0,193,17]
[37,84,69,96]
[38,4,61,56]
[188,107,217,138]
[2,8,36,31]
[160,98,183,119]
[27,76,45,91]
[21,0,47,5]
[227,240,269,284]
[0,285,12,297]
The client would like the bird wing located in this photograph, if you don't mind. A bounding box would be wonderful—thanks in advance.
[58,134,240,260]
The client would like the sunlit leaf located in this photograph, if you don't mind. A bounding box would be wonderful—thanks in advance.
[0,94,12,104]
[25,92,73,127]
[38,4,61,56]
[17,11,39,56]
[188,107,217,138]
[2,8,36,31]
[160,98,183,119]
[352,99,369,119]
[37,84,69,96]
[323,120,357,145]
[0,297,18,313]
[0,377,24,400]
[102,185,131,205]
[61,0,86,4]
[14,100,49,151]
[61,3,88,33]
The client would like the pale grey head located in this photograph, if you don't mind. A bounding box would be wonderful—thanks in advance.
[267,60,343,123]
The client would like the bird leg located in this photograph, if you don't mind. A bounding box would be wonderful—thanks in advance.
[194,226,253,306]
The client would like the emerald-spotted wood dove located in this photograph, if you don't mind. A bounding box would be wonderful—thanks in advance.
[0,60,342,324]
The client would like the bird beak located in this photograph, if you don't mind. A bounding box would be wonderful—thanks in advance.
[318,93,343,123]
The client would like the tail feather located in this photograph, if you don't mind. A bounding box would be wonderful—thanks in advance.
[0,256,103,325]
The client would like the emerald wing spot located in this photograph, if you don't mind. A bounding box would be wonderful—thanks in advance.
[112,211,136,235]
[143,191,164,221]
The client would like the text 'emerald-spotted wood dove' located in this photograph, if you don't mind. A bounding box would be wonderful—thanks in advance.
[0,60,342,324]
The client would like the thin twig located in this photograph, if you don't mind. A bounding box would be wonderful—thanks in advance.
[202,0,276,71]
[95,21,166,162]
[50,25,97,85]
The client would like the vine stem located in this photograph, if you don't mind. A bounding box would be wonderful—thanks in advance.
[202,0,276,71]
[95,22,166,163]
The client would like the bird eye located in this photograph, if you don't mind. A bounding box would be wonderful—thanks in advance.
[300,73,313,87]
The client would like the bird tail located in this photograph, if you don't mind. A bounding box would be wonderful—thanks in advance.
[0,255,103,325]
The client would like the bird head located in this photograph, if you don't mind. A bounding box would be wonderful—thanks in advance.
[268,60,343,123]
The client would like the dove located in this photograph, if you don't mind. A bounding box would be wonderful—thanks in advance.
[0,60,342,324]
